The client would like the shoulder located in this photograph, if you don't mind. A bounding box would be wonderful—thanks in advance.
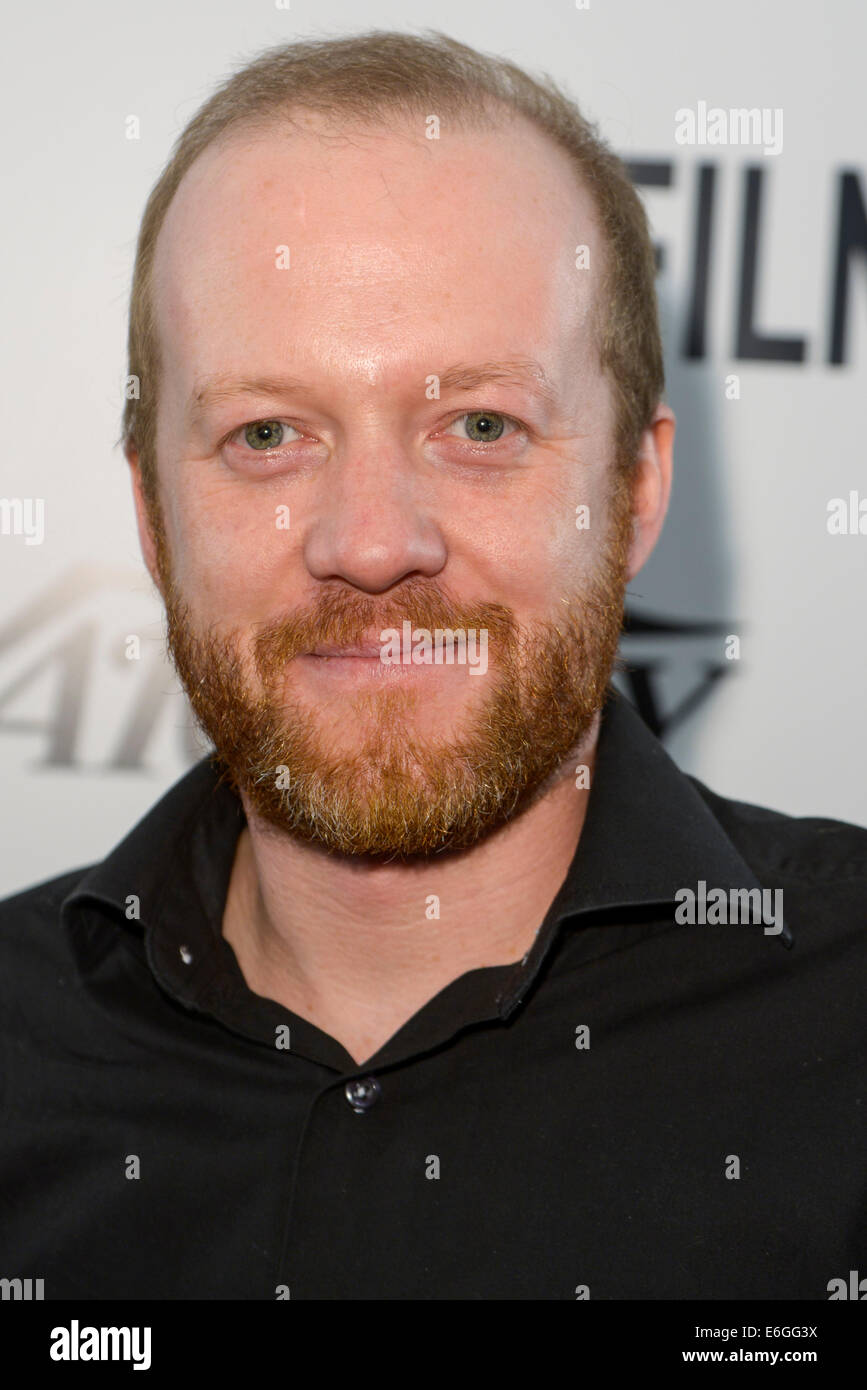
[689,777,867,883]
[0,864,94,917]
[688,776,867,946]
[0,865,95,959]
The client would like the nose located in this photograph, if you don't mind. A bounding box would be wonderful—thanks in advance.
[303,443,447,593]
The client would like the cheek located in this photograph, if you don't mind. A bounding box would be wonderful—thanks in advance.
[163,476,291,618]
[468,483,612,618]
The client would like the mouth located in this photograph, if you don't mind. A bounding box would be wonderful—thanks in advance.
[295,630,467,685]
[294,628,478,685]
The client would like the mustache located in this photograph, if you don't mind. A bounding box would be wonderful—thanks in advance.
[251,582,517,675]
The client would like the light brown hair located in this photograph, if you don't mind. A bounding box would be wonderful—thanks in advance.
[120,28,664,508]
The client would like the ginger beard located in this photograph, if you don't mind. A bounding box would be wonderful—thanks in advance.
[148,472,633,858]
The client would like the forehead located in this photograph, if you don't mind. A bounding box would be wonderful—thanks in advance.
[151,112,604,399]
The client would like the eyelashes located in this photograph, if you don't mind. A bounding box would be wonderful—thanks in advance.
[228,409,526,457]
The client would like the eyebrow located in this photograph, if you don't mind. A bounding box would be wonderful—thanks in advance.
[186,357,559,424]
[435,359,559,408]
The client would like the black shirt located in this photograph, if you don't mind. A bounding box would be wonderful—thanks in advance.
[1,687,865,1300]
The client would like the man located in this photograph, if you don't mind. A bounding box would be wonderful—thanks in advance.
[1,30,865,1302]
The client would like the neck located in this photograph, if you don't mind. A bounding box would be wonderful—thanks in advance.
[222,714,600,1065]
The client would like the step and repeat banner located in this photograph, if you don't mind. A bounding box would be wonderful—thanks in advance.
[1,0,864,894]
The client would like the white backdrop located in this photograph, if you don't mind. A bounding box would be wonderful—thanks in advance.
[1,0,865,896]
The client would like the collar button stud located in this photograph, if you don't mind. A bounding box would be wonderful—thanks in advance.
[344,1077,381,1112]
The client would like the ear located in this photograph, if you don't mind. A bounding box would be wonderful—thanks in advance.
[626,402,675,581]
[125,441,164,597]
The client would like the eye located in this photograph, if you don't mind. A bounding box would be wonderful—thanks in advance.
[235,419,302,451]
[444,410,521,444]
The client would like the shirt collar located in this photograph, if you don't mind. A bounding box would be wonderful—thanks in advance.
[555,687,784,918]
[497,686,793,1017]
[61,686,792,1038]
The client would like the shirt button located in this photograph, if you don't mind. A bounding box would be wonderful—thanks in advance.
[344,1077,381,1112]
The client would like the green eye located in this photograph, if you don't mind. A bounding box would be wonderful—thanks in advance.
[462,411,507,443]
[244,420,287,450]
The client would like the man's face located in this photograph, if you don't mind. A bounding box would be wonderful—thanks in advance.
[135,111,637,856]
